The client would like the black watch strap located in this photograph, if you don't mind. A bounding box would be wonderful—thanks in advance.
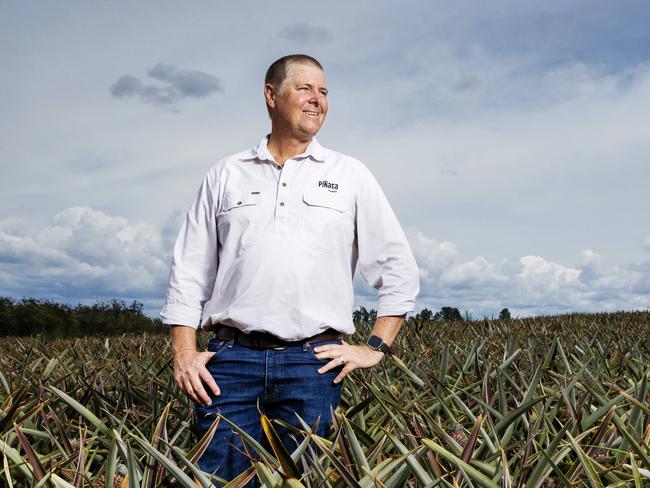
[367,335,392,355]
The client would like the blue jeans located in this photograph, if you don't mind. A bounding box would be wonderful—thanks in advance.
[194,335,343,485]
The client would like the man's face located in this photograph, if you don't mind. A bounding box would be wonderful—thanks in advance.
[266,62,328,141]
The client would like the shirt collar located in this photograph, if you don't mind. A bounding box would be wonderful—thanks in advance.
[242,135,326,163]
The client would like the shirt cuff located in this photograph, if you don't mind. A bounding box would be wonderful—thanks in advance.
[160,303,202,328]
[377,304,415,318]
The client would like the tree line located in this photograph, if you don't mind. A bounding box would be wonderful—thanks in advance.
[0,297,514,338]
[0,297,162,337]
[354,305,512,324]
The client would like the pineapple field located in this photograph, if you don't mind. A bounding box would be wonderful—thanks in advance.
[1,311,649,487]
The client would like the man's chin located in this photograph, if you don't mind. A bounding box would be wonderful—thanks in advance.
[294,128,321,141]
[302,123,324,137]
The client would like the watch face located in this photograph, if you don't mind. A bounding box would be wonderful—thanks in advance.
[367,335,383,349]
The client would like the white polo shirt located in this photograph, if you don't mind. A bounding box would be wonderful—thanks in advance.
[160,136,419,341]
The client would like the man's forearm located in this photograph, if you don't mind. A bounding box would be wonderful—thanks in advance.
[170,324,199,354]
[370,314,405,348]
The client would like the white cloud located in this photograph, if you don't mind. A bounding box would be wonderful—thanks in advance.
[357,228,650,318]
[404,229,457,279]
[1,208,649,319]
[0,207,170,307]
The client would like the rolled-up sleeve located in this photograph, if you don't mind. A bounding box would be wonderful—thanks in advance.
[355,165,420,317]
[160,169,219,327]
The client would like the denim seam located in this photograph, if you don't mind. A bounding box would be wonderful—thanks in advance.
[263,349,270,400]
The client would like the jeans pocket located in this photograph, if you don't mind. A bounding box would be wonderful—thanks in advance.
[206,337,233,364]
[306,338,342,362]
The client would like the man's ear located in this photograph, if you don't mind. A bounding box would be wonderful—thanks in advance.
[264,83,276,109]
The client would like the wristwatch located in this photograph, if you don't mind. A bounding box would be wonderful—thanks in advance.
[367,335,392,355]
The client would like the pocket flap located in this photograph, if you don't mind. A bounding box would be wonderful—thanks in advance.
[302,189,346,213]
[222,191,261,211]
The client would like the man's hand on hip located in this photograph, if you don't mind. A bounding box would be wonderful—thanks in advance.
[313,340,385,384]
[170,325,220,406]
[313,314,406,384]
[173,349,220,406]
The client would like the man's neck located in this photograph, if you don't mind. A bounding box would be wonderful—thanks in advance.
[267,132,312,167]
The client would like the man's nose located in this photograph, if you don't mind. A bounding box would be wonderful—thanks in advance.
[308,91,324,105]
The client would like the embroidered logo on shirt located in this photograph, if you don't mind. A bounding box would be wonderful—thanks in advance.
[318,180,339,192]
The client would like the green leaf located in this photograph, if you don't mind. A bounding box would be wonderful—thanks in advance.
[566,432,604,488]
[0,387,28,433]
[390,356,425,388]
[51,474,76,488]
[219,414,277,466]
[47,386,111,437]
[422,438,499,488]
[628,452,643,488]
[185,414,221,467]
[130,435,198,488]
[523,421,571,488]
[169,445,217,488]
[611,413,650,471]
[0,436,34,482]
[253,461,281,487]
[142,402,170,488]
[310,434,362,488]
[104,440,118,488]
[340,415,371,476]
[493,395,548,436]
[382,429,434,486]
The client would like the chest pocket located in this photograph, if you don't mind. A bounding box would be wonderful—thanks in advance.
[299,189,353,253]
[217,191,261,253]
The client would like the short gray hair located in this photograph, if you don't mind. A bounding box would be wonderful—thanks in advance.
[265,54,323,92]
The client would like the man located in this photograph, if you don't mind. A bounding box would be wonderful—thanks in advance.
[160,54,419,483]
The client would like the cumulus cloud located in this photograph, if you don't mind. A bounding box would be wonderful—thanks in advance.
[0,207,170,305]
[279,23,331,43]
[357,228,650,318]
[110,63,222,108]
[2,209,648,320]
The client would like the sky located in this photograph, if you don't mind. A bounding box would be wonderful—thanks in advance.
[1,0,649,320]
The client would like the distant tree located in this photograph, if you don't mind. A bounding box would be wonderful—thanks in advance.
[368,308,377,324]
[499,308,512,321]
[129,300,144,315]
[434,307,464,322]
[353,306,369,323]
[352,306,377,324]
[416,308,433,322]
[0,297,18,335]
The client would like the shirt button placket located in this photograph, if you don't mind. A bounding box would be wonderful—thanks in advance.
[275,162,292,233]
